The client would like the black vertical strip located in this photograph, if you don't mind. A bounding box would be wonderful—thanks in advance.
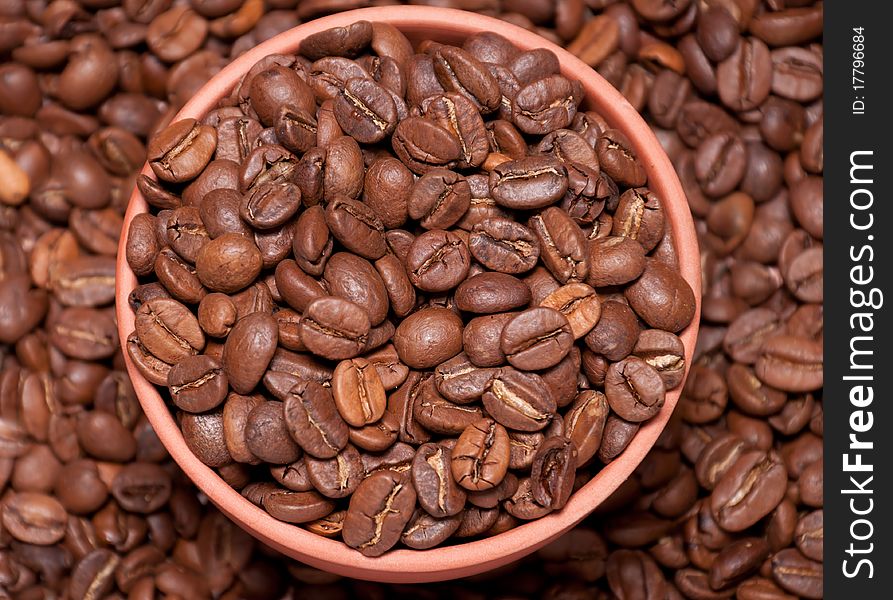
[825,2,889,597]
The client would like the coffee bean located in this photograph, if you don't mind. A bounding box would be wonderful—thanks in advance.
[282,379,349,459]
[530,437,576,510]
[2,492,67,545]
[501,307,573,370]
[299,297,369,360]
[490,156,568,210]
[711,450,787,532]
[149,119,217,183]
[343,470,416,556]
[244,401,302,465]
[452,417,510,491]
[405,229,470,292]
[305,443,364,498]
[393,307,464,370]
[331,358,387,428]
[770,549,822,599]
[482,368,555,432]
[167,355,228,413]
[412,443,466,518]
[469,217,540,274]
[222,312,277,394]
[625,260,696,333]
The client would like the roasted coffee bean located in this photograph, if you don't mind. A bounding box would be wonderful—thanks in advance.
[490,157,568,210]
[711,450,787,532]
[408,168,471,230]
[504,477,552,520]
[564,390,609,467]
[597,128,646,188]
[529,207,589,283]
[332,358,387,427]
[244,401,302,465]
[625,260,696,333]
[111,463,172,514]
[413,379,483,435]
[325,195,386,261]
[262,489,335,524]
[222,312,277,394]
[343,470,416,556]
[149,119,217,183]
[167,355,227,413]
[305,444,364,498]
[299,297,370,360]
[393,307,464,370]
[512,75,580,135]
[469,218,540,274]
[770,549,822,599]
[405,229,471,292]
[455,272,530,314]
[530,437,576,510]
[282,379,349,459]
[597,415,640,463]
[755,335,822,393]
[435,353,497,404]
[584,300,640,362]
[717,38,772,113]
[500,307,573,371]
[401,509,464,550]
[391,117,461,174]
[452,417,510,491]
[605,357,665,422]
[412,443,466,517]
[482,368,555,432]
[2,492,67,545]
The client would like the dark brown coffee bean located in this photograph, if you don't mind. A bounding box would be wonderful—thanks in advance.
[530,437,576,510]
[262,489,335,524]
[393,307,464,370]
[412,442,466,518]
[597,415,640,463]
[625,260,696,333]
[452,417,510,491]
[500,307,573,371]
[305,443,364,499]
[455,272,530,315]
[348,409,399,453]
[770,549,822,600]
[596,128,647,188]
[583,300,639,363]
[716,38,772,112]
[490,156,568,210]
[324,195,386,260]
[392,117,461,174]
[587,236,646,288]
[405,229,470,293]
[167,355,227,413]
[282,379,349,459]
[343,470,416,556]
[111,463,172,514]
[401,509,463,550]
[755,334,822,393]
[363,157,412,229]
[434,353,497,404]
[2,492,67,545]
[711,450,787,532]
[334,77,398,144]
[134,298,205,364]
[483,368,556,432]
[222,312,277,395]
[300,297,370,360]
[469,217,540,274]
[512,75,580,134]
[605,357,665,422]
[292,205,333,277]
[244,401,302,465]
[148,118,217,183]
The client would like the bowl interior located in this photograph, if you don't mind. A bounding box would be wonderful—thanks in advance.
[115,5,701,584]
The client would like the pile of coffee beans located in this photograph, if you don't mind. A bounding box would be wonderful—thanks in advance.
[0,0,822,597]
[125,20,697,555]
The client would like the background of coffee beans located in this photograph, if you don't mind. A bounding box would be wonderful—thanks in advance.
[0,0,822,598]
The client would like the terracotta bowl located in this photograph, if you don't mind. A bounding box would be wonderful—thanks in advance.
[115,5,701,583]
